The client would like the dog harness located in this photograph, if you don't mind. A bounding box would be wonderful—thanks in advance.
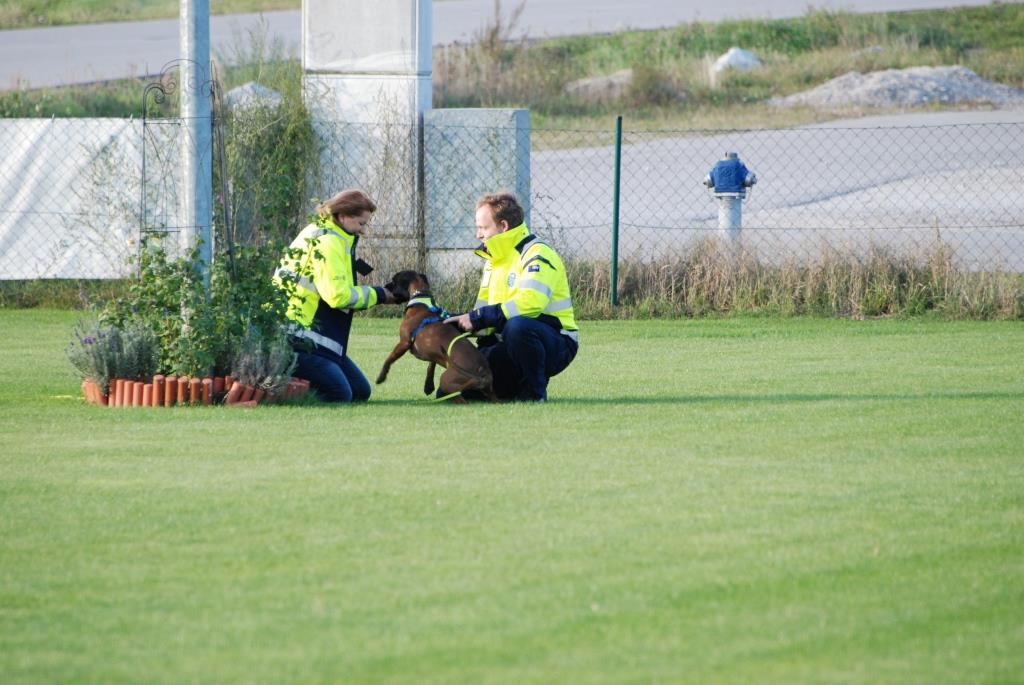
[406,292,450,344]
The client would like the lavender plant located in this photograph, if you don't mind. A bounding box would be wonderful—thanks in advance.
[66,315,158,389]
[229,325,296,397]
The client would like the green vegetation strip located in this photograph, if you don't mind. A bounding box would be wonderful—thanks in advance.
[2,310,1022,683]
[1,1,298,30]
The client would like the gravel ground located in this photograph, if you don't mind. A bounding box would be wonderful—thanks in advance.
[768,66,1024,110]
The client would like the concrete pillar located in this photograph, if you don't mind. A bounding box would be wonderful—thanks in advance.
[302,2,431,269]
[302,0,431,122]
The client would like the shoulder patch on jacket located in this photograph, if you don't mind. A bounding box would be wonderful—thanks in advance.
[523,254,556,271]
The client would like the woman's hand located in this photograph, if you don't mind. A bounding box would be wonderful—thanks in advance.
[444,313,472,331]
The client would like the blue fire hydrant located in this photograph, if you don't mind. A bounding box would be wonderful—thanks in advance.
[703,151,757,240]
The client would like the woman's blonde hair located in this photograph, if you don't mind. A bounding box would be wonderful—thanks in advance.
[318,188,377,220]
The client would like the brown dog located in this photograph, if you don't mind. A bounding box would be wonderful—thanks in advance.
[376,271,498,403]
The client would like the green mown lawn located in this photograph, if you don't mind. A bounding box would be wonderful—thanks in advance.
[1,310,1022,683]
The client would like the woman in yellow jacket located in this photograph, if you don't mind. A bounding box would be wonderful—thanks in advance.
[446,193,579,402]
[274,189,395,402]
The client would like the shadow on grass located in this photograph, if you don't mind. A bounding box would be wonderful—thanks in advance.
[357,390,1024,407]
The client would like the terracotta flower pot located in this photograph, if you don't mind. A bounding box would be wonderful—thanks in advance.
[164,375,177,407]
[202,378,213,405]
[212,376,225,398]
[142,384,153,407]
[252,388,266,404]
[291,378,311,399]
[81,379,107,406]
[132,381,144,407]
[225,376,235,393]
[230,399,259,408]
[189,378,201,405]
[152,375,165,407]
[176,377,188,405]
[113,378,125,407]
[239,384,256,403]
[225,381,244,405]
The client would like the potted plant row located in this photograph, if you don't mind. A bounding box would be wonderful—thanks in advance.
[67,241,314,409]
[81,375,311,407]
[69,311,308,409]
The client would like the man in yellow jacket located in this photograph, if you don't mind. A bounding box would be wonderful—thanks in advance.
[445,193,579,402]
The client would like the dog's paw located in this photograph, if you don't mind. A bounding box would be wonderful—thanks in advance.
[375,372,388,384]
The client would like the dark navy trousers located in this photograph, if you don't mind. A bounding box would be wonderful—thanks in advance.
[479,316,578,402]
[294,351,371,403]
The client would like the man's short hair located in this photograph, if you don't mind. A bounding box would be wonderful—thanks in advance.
[476,192,524,229]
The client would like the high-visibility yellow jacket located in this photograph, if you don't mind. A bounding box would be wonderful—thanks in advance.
[273,217,385,362]
[468,223,579,343]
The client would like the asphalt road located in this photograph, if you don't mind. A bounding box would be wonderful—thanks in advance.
[0,0,1004,90]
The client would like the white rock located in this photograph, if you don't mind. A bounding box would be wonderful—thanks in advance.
[224,82,283,111]
[712,47,762,74]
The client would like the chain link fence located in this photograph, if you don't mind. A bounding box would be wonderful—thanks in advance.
[3,115,1023,287]
[311,119,421,283]
[534,121,1024,271]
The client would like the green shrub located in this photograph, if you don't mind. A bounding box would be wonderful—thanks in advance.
[213,46,318,248]
[101,242,292,377]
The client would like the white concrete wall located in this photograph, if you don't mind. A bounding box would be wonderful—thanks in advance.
[0,118,180,279]
[302,0,432,277]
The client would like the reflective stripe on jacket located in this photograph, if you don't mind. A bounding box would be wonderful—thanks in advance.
[469,223,579,342]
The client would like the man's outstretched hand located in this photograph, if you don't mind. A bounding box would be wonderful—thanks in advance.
[444,313,472,331]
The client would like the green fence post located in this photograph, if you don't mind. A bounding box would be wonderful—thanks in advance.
[611,115,622,306]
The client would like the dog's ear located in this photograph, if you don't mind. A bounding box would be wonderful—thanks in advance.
[418,272,430,289]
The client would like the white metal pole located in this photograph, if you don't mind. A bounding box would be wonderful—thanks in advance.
[180,0,212,289]
[718,195,743,244]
